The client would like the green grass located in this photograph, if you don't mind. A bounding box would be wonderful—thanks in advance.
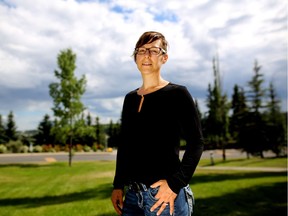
[0,157,286,216]
[198,156,287,168]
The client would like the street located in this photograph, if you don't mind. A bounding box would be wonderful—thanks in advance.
[0,149,275,164]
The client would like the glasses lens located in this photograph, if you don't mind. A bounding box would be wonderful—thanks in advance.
[137,48,147,55]
[149,48,160,55]
[136,47,163,55]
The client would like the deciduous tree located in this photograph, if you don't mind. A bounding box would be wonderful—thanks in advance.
[49,48,86,166]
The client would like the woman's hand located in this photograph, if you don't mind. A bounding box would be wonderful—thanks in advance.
[111,189,124,215]
[150,180,177,215]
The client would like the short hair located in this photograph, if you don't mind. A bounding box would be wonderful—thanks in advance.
[132,31,169,62]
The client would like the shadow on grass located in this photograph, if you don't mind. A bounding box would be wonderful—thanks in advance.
[193,182,287,216]
[0,170,286,216]
[201,157,285,167]
[0,182,113,208]
[0,163,65,168]
[192,171,286,184]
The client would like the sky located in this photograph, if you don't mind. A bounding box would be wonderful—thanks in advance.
[0,0,287,131]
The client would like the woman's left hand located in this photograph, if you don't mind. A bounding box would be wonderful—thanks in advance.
[150,179,177,215]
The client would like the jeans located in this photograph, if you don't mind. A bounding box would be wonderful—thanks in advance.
[122,184,194,216]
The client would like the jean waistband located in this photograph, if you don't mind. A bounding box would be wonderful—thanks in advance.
[128,182,148,192]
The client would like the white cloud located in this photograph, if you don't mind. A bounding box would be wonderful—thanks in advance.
[0,0,286,130]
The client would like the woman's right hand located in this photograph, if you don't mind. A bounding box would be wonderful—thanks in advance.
[111,189,124,215]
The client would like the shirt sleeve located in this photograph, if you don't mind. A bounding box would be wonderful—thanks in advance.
[166,86,204,194]
[112,95,129,190]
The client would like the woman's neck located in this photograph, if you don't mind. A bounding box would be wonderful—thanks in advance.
[137,77,169,95]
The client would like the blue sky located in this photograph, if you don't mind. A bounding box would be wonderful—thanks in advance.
[0,0,286,131]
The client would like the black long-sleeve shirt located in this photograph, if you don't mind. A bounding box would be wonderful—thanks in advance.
[113,83,204,194]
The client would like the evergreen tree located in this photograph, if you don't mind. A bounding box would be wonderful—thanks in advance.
[35,114,53,145]
[246,60,266,113]
[94,116,106,148]
[95,116,100,144]
[204,56,230,160]
[194,99,202,120]
[49,48,87,166]
[0,115,8,143]
[241,60,268,158]
[107,119,121,148]
[82,113,95,147]
[86,112,92,126]
[5,111,17,141]
[230,85,248,145]
[263,82,286,156]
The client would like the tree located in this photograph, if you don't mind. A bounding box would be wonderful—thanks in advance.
[246,60,266,114]
[263,82,286,156]
[107,119,121,148]
[49,48,87,166]
[230,85,248,145]
[204,56,230,160]
[194,99,202,120]
[86,112,92,126]
[5,111,17,141]
[0,115,8,143]
[240,60,268,158]
[35,114,54,145]
[94,116,106,149]
[79,113,95,147]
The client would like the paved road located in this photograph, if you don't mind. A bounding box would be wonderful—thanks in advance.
[0,151,117,164]
[0,149,276,164]
[1,150,285,172]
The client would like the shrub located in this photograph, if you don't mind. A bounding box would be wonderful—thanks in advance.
[75,144,83,152]
[54,145,62,152]
[20,145,29,153]
[92,143,105,152]
[83,145,92,152]
[97,144,105,151]
[42,144,56,152]
[6,140,23,153]
[92,143,98,152]
[0,144,7,153]
[33,145,43,153]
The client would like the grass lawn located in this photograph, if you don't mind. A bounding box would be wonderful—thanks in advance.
[0,157,286,216]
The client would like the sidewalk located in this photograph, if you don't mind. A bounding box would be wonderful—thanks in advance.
[198,166,287,172]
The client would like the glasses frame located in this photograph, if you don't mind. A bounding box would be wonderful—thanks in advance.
[135,47,167,56]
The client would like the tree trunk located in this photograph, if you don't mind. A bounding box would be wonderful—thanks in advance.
[222,147,226,161]
[69,135,72,167]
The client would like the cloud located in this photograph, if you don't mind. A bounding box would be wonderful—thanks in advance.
[0,0,286,130]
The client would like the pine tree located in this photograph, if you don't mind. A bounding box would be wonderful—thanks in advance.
[264,82,286,156]
[5,111,17,141]
[230,85,248,144]
[107,119,121,148]
[83,113,95,147]
[242,60,268,158]
[35,114,53,145]
[246,60,266,113]
[0,115,8,143]
[204,56,230,160]
[94,116,106,149]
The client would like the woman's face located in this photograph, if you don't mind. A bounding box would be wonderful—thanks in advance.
[135,39,168,75]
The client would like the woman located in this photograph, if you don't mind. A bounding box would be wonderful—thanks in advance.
[111,31,204,216]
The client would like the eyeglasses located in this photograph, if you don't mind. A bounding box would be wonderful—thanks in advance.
[135,47,166,56]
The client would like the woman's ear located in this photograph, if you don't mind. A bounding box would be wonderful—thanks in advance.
[162,54,168,63]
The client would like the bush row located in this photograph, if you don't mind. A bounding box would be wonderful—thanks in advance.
[0,141,109,153]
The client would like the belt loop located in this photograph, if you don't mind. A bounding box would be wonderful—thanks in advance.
[129,182,148,192]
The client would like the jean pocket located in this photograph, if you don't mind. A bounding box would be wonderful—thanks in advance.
[147,186,159,201]
[184,185,194,215]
